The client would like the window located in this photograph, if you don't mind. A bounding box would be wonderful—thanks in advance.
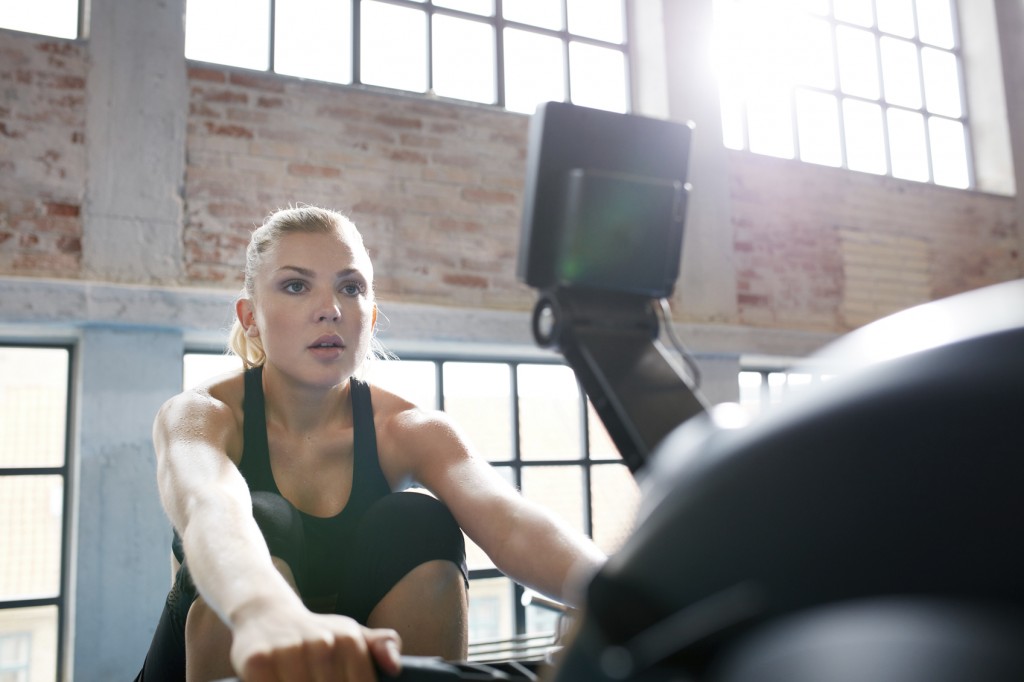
[0,346,72,682]
[713,0,971,188]
[738,365,835,417]
[0,633,31,682]
[184,350,640,652]
[184,0,630,114]
[0,1,79,39]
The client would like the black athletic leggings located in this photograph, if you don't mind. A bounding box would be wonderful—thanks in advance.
[134,491,467,682]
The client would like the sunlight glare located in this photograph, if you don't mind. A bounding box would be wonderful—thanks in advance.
[0,0,77,38]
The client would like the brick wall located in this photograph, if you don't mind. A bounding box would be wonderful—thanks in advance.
[0,31,1020,335]
[0,33,86,277]
[730,152,1019,332]
[184,65,532,310]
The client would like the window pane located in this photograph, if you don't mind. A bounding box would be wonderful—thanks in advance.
[843,98,886,174]
[568,42,628,114]
[747,91,794,159]
[587,401,619,461]
[504,28,566,115]
[567,0,625,43]
[183,353,242,390]
[833,0,873,28]
[0,476,63,600]
[795,16,835,90]
[836,25,879,99]
[0,606,58,682]
[738,371,764,415]
[520,466,585,534]
[434,0,495,16]
[467,577,515,646]
[0,348,68,469]
[185,0,271,70]
[880,37,922,109]
[719,86,746,151]
[525,600,559,640]
[798,0,830,16]
[590,464,639,554]
[442,363,512,462]
[876,0,916,38]
[921,47,962,118]
[888,107,929,182]
[433,15,496,104]
[275,0,352,84]
[0,0,77,39]
[360,1,427,92]
[916,0,955,49]
[929,116,969,188]
[502,0,562,30]
[518,365,581,461]
[364,359,437,409]
[796,89,842,167]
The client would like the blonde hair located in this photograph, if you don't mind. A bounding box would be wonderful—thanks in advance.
[228,205,377,369]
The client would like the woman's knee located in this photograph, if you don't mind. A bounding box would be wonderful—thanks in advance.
[360,492,467,569]
[250,491,307,592]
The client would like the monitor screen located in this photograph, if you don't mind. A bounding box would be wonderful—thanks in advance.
[517,102,694,299]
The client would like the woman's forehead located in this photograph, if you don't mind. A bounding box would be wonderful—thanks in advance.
[263,230,372,273]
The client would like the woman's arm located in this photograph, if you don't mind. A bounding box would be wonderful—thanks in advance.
[153,388,402,681]
[384,407,607,608]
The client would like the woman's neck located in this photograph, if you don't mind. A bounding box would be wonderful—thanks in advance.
[260,364,354,435]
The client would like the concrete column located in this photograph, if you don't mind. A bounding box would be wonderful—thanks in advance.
[71,326,182,680]
[656,0,739,324]
[83,0,188,283]
[993,0,1024,277]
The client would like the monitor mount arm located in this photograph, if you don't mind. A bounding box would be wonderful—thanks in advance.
[531,287,707,475]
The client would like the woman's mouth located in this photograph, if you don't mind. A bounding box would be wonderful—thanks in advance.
[309,335,345,356]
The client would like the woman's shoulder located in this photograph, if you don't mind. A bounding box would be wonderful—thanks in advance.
[367,381,466,450]
[159,367,247,429]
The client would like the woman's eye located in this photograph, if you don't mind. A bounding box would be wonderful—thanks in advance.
[341,283,362,296]
[284,281,307,294]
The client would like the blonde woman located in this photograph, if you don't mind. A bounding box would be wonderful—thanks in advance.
[135,206,605,682]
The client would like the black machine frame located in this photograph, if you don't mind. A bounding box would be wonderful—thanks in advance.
[516,101,708,473]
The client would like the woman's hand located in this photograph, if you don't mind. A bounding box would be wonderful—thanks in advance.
[230,601,403,682]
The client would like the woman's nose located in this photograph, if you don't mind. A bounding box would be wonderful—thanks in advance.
[316,299,341,322]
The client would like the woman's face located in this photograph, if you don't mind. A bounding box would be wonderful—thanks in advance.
[240,228,376,388]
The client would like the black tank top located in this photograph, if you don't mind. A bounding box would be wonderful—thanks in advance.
[240,366,392,598]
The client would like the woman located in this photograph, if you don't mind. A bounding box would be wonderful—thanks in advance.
[136,205,606,682]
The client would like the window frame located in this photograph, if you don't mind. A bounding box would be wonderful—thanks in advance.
[185,0,632,114]
[716,0,973,188]
[0,342,75,682]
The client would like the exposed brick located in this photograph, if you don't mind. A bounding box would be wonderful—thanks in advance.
[193,87,248,104]
[45,201,79,217]
[375,114,422,130]
[387,149,428,164]
[188,66,227,83]
[287,163,341,178]
[460,187,516,205]
[56,235,80,253]
[229,71,286,93]
[443,273,489,289]
[203,121,254,138]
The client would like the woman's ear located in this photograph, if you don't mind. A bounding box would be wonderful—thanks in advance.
[371,304,378,330]
[236,298,260,338]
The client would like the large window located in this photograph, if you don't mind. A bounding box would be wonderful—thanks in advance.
[0,346,73,682]
[183,350,640,653]
[713,0,971,188]
[184,0,630,115]
[0,1,79,39]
